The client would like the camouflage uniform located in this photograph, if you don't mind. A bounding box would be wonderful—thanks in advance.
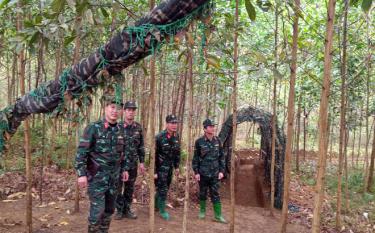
[115,120,145,217]
[75,119,125,233]
[192,118,227,223]
[155,130,181,201]
[192,135,225,204]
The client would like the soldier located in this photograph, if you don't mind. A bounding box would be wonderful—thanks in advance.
[192,119,227,223]
[115,101,145,220]
[154,114,181,220]
[75,96,129,233]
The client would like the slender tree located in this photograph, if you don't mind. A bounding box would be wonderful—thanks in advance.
[280,0,300,231]
[336,0,349,228]
[270,0,279,215]
[312,0,337,232]
[182,26,194,233]
[230,0,239,232]
[148,1,156,232]
[17,1,32,231]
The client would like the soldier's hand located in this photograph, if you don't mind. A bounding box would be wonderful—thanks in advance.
[77,176,88,189]
[154,174,158,179]
[218,172,224,180]
[139,163,145,174]
[195,174,200,181]
[175,168,180,178]
[122,171,129,182]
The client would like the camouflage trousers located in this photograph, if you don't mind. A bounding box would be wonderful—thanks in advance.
[87,173,119,233]
[116,166,137,213]
[199,175,221,204]
[155,167,173,201]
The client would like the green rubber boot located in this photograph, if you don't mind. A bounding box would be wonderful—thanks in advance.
[199,200,206,219]
[159,200,170,220]
[213,203,227,224]
[154,193,160,211]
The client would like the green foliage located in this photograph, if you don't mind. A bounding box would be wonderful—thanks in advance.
[244,0,256,21]
[361,0,373,12]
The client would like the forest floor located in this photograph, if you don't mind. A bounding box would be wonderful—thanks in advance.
[0,149,373,233]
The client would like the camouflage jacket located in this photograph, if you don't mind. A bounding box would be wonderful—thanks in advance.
[122,121,145,170]
[192,135,225,177]
[155,130,181,173]
[75,120,125,179]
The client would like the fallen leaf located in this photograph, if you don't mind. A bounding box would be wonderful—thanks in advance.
[7,192,26,199]
[58,221,69,226]
[2,199,17,202]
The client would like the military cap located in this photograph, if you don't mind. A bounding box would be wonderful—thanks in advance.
[203,118,217,128]
[166,114,179,123]
[101,95,124,107]
[124,101,137,109]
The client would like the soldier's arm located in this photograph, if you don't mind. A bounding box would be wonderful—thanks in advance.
[174,135,181,169]
[138,127,146,164]
[74,124,95,177]
[218,138,225,174]
[154,135,160,174]
[192,139,200,174]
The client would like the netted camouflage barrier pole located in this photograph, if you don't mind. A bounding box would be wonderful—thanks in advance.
[0,0,212,154]
[218,105,286,209]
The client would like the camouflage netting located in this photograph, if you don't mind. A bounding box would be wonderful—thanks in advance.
[0,0,212,154]
[218,106,286,209]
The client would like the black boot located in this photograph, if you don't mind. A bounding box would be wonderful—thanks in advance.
[88,224,100,233]
[124,205,137,219]
[113,211,124,220]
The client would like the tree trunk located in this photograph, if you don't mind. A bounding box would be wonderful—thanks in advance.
[351,128,356,167]
[71,15,82,213]
[303,108,307,160]
[363,13,372,192]
[148,2,156,233]
[329,119,334,162]
[252,82,259,148]
[230,1,239,232]
[178,71,187,138]
[344,128,349,212]
[336,0,348,228]
[280,0,299,231]
[367,117,375,192]
[270,0,279,215]
[17,2,32,231]
[312,0,336,232]
[357,107,363,167]
[296,96,302,172]
[11,50,17,108]
[182,26,193,233]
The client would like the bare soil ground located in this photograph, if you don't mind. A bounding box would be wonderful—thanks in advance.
[0,149,312,233]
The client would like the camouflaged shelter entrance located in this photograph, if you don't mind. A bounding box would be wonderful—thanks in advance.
[218,106,286,209]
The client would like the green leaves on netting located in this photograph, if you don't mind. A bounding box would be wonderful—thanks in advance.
[245,0,256,21]
[122,1,213,56]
